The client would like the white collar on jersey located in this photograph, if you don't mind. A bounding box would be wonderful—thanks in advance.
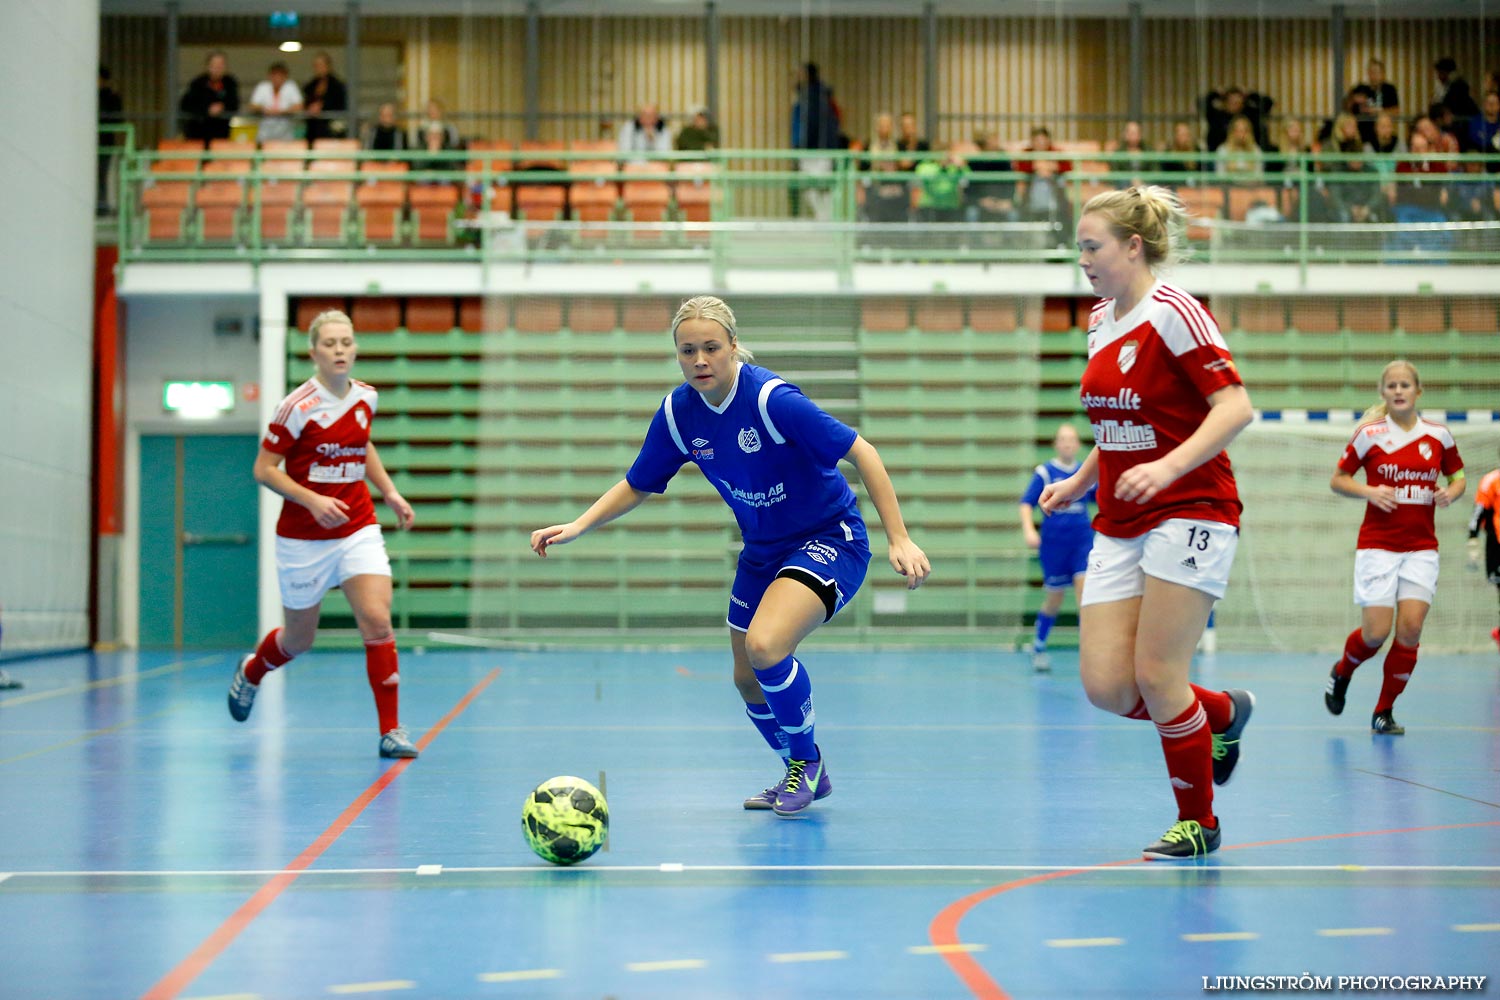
[1107,278,1162,328]
[1372,414,1432,451]
[700,361,744,415]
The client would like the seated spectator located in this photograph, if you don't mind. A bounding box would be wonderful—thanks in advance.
[860,112,909,223]
[249,62,303,143]
[1319,88,1371,145]
[1326,138,1387,223]
[1105,120,1150,187]
[1366,111,1406,181]
[1215,115,1264,179]
[1451,158,1498,221]
[1161,120,1206,175]
[675,106,719,153]
[1204,86,1272,150]
[1466,90,1500,156]
[303,52,348,142]
[1394,130,1450,221]
[896,112,930,171]
[1267,117,1312,175]
[412,99,463,174]
[1016,126,1073,244]
[179,50,239,141]
[619,103,673,155]
[1433,56,1480,122]
[363,102,411,152]
[965,130,1017,223]
[1420,107,1462,154]
[914,142,968,223]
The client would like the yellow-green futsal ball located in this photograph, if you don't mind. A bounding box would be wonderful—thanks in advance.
[522,775,609,865]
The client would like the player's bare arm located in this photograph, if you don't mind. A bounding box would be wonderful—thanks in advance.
[363,442,414,530]
[1114,383,1253,505]
[1330,471,1399,512]
[1040,447,1099,515]
[252,446,350,528]
[843,435,931,589]
[531,478,651,557]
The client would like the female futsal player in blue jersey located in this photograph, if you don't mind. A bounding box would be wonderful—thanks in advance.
[530,295,930,818]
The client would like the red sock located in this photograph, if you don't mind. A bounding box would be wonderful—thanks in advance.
[1191,685,1233,733]
[1374,642,1417,714]
[1336,628,1381,678]
[1122,697,1152,720]
[365,634,400,734]
[244,628,292,685]
[1155,701,1216,827]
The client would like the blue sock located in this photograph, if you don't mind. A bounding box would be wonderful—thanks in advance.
[1034,611,1057,651]
[745,702,790,758]
[752,654,816,760]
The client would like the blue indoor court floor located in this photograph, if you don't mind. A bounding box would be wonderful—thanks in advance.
[1,644,1498,1000]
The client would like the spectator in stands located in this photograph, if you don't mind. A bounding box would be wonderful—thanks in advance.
[1106,120,1151,187]
[363,102,411,152]
[1466,90,1500,157]
[1451,158,1498,222]
[860,112,909,224]
[302,51,348,142]
[1359,58,1401,145]
[1161,120,1206,176]
[416,98,462,149]
[98,65,125,215]
[1215,115,1264,179]
[1433,56,1480,123]
[1204,86,1271,151]
[1327,137,1387,224]
[179,50,240,141]
[1017,125,1073,245]
[966,130,1017,224]
[1267,117,1312,175]
[1320,87,1371,146]
[895,112,929,171]
[1394,130,1450,221]
[1421,105,1463,154]
[619,102,673,155]
[914,142,968,223]
[791,63,843,220]
[248,62,304,144]
[1366,111,1406,182]
[675,106,719,153]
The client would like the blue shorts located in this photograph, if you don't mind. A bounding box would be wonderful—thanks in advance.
[1039,529,1094,590]
[728,520,871,632]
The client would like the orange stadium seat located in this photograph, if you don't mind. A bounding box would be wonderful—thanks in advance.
[303,153,356,243]
[256,139,308,244]
[568,159,620,236]
[355,161,409,245]
[915,299,965,333]
[1234,297,1289,334]
[567,298,618,333]
[1341,297,1390,335]
[568,139,618,155]
[406,297,457,333]
[517,141,565,171]
[1175,186,1226,242]
[1450,298,1499,334]
[621,298,673,334]
[621,161,673,236]
[968,297,1023,334]
[459,295,507,333]
[351,297,401,333]
[1394,297,1446,335]
[1289,298,1341,334]
[1227,184,1282,223]
[466,139,515,222]
[1038,298,1074,332]
[514,184,568,231]
[311,138,362,154]
[296,297,346,331]
[674,160,715,226]
[514,297,564,333]
[195,140,255,243]
[139,142,202,243]
[409,183,462,243]
[861,299,910,332]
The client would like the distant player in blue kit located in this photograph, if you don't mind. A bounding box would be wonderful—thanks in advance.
[530,295,930,818]
[1018,424,1096,672]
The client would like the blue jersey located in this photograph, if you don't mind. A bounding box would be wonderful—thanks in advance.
[626,364,863,550]
[1021,458,1096,540]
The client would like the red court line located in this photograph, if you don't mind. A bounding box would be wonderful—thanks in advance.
[139,667,501,1000]
[928,819,1500,1000]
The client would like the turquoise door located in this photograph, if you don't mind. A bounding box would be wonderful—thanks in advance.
[138,435,260,648]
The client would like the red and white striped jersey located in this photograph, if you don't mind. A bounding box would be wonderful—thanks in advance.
[262,377,380,541]
[1081,281,1244,538]
[1337,416,1462,552]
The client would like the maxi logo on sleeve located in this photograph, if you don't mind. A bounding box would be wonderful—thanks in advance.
[718,479,787,509]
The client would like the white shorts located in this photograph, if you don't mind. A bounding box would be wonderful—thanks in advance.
[1353,548,1439,607]
[275,524,391,610]
[1080,517,1239,607]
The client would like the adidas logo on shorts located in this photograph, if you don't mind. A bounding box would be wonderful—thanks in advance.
[1180,556,1198,570]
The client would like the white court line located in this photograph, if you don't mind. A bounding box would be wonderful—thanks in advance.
[476,969,563,983]
[625,959,707,973]
[768,950,849,963]
[1183,932,1261,942]
[0,874,11,886]
[326,982,416,994]
[1316,927,1394,937]
[1047,937,1125,948]
[909,944,988,955]
[7,864,1500,877]
[1453,923,1500,932]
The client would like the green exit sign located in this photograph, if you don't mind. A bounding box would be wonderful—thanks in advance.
[163,380,235,416]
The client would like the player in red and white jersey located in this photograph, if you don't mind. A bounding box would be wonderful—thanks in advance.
[1040,185,1255,861]
[226,308,420,759]
[1466,453,1500,651]
[1324,360,1466,735]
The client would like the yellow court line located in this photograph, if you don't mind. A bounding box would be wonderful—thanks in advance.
[768,950,850,963]
[625,959,708,972]
[1453,923,1500,932]
[1316,927,1393,937]
[0,706,178,767]
[0,654,221,709]
[1046,937,1125,948]
[909,943,988,955]
[326,982,416,995]
[476,970,562,983]
[1182,932,1261,942]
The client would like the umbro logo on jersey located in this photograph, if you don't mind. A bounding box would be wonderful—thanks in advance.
[1180,556,1198,570]
[738,427,762,453]
[1117,339,1139,373]
[692,438,710,448]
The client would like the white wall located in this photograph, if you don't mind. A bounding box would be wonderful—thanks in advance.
[123,296,263,436]
[0,1,100,653]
